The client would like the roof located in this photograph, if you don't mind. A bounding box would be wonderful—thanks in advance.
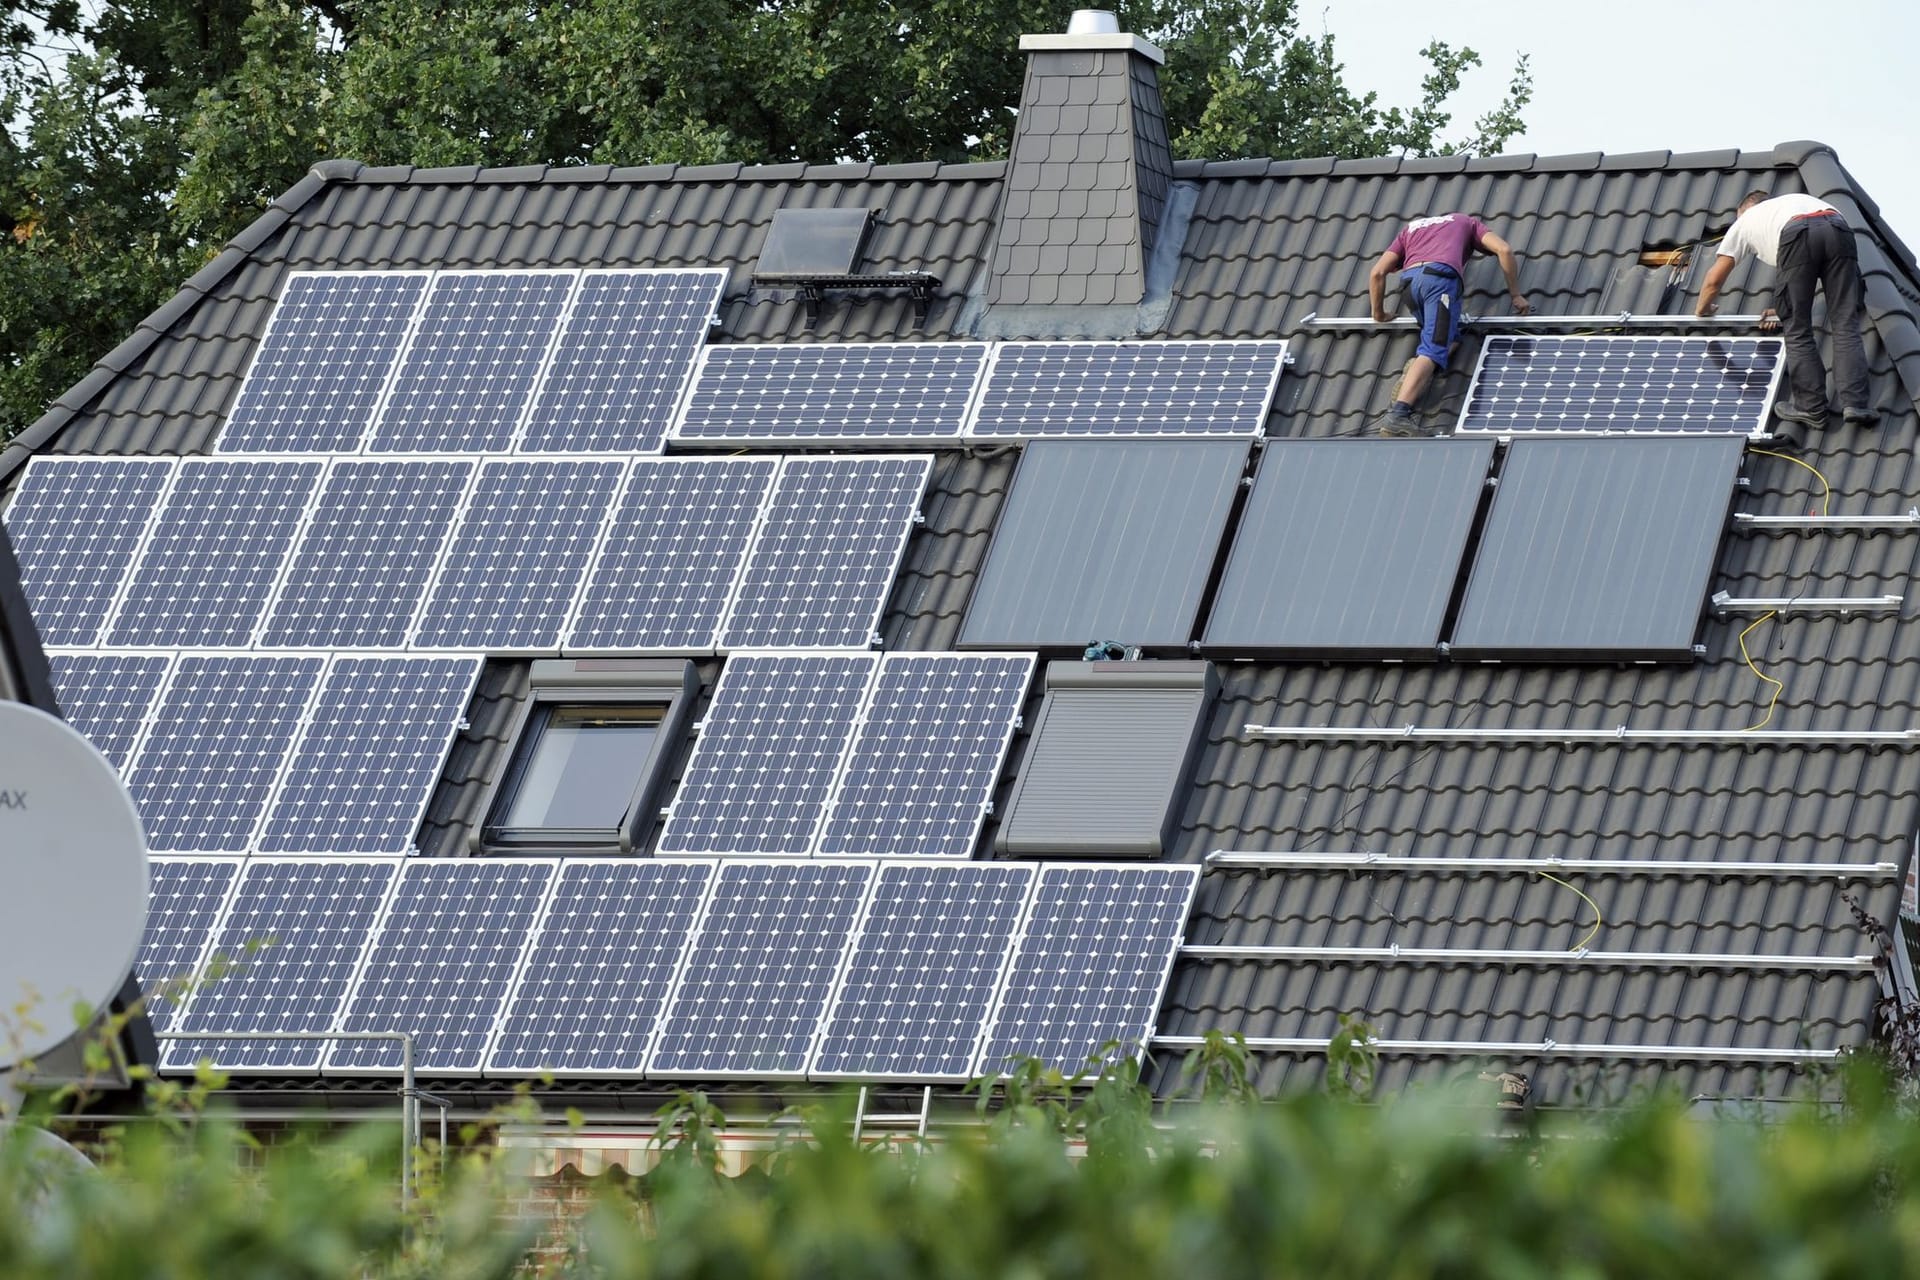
[6,114,1919,1107]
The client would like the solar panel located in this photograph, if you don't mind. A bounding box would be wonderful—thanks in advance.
[674,342,989,445]
[139,857,243,1035]
[3,458,174,646]
[565,457,778,653]
[648,860,873,1078]
[655,652,879,857]
[718,456,929,650]
[256,656,482,855]
[517,268,726,453]
[814,652,1033,858]
[367,270,577,453]
[125,655,325,852]
[1457,336,1785,436]
[258,458,474,648]
[486,859,714,1077]
[969,340,1285,438]
[810,862,1034,1082]
[1449,437,1746,660]
[47,652,171,772]
[163,857,401,1073]
[326,859,556,1074]
[1202,439,1495,658]
[217,271,432,453]
[106,460,323,648]
[959,439,1248,649]
[976,864,1199,1077]
[411,458,624,652]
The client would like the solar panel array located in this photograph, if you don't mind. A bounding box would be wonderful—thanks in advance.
[674,342,989,444]
[3,458,174,645]
[1458,335,1785,436]
[970,341,1286,438]
[144,856,1198,1081]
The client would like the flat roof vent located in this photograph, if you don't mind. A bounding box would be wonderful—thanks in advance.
[752,206,940,329]
[1066,9,1120,34]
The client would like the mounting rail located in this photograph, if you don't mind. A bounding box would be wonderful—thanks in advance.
[1178,944,1874,972]
[1299,311,1770,330]
[1149,1034,1843,1064]
[1242,724,1920,746]
[1710,592,1903,615]
[1202,852,1899,880]
[1733,511,1920,530]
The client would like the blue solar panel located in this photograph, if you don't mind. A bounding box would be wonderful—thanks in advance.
[969,340,1285,438]
[1458,336,1786,436]
[976,864,1198,1077]
[718,456,929,650]
[648,860,872,1078]
[139,857,243,1035]
[367,270,577,453]
[412,459,625,651]
[258,459,474,648]
[656,652,878,857]
[486,859,714,1077]
[256,657,482,855]
[814,653,1033,858]
[675,342,989,444]
[518,268,725,453]
[126,655,324,852]
[47,652,171,772]
[218,271,432,453]
[566,457,778,652]
[810,862,1033,1082]
[164,857,401,1073]
[106,460,323,648]
[4,458,174,646]
[327,859,556,1074]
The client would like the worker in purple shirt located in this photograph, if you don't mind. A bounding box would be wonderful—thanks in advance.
[1696,190,1877,446]
[1369,212,1530,435]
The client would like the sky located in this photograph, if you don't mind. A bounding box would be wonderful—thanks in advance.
[1314,0,1918,244]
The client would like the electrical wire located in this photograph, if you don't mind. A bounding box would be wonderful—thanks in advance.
[1737,610,1784,732]
[1748,447,1832,517]
[1537,870,1603,952]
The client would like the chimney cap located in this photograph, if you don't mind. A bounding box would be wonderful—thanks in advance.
[1019,19,1165,64]
[1066,9,1120,34]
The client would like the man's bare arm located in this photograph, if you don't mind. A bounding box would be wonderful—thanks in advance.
[1478,232,1531,314]
[1696,255,1736,316]
[1369,251,1402,322]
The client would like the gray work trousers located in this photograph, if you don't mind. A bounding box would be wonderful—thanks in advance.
[1774,214,1870,415]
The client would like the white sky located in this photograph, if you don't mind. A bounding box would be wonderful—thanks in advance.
[1315,0,1918,245]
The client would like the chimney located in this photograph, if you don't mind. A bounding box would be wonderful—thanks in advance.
[987,10,1173,311]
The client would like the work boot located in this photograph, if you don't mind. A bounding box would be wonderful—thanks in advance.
[1843,407,1881,428]
[1773,402,1828,429]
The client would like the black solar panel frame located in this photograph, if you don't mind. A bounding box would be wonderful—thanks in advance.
[967,339,1287,440]
[671,341,991,447]
[1455,335,1787,438]
[3,457,177,647]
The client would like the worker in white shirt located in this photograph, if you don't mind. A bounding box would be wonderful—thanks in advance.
[1696,190,1876,446]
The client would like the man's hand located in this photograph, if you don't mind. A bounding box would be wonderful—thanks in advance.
[1696,299,1718,318]
[1510,294,1532,316]
[1372,307,1391,323]
[1757,308,1779,332]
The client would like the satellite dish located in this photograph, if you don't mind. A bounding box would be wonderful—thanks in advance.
[0,702,148,1071]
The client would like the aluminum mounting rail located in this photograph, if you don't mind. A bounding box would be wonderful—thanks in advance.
[1148,1034,1843,1064]
[1299,311,1769,330]
[1710,591,1903,615]
[1202,852,1900,880]
[1177,944,1876,972]
[1733,511,1920,530]
[1242,723,1920,746]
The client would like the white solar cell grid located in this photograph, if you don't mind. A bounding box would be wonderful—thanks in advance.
[518,268,726,453]
[968,340,1287,438]
[368,269,578,453]
[648,860,874,1079]
[976,863,1199,1077]
[1457,335,1786,436]
[813,652,1033,858]
[46,652,172,772]
[655,652,879,857]
[218,271,433,453]
[486,859,716,1077]
[674,342,990,444]
[411,458,625,652]
[163,857,402,1073]
[124,654,325,853]
[105,459,324,648]
[809,862,1034,1082]
[139,856,243,1035]
[255,656,482,855]
[326,859,557,1075]
[565,457,778,653]
[3,457,175,646]
[258,457,475,648]
[717,455,930,650]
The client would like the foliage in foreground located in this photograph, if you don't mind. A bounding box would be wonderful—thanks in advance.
[2,1048,1918,1278]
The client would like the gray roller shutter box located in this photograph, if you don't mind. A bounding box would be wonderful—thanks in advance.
[997,659,1216,857]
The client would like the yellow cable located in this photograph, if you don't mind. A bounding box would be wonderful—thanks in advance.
[1748,448,1832,517]
[1737,610,1784,732]
[1538,871,1603,953]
